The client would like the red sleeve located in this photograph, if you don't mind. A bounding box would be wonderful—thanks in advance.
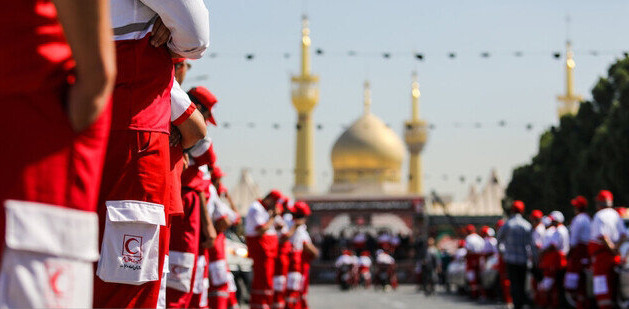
[172,104,196,126]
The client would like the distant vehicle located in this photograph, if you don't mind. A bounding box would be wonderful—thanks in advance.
[225,230,252,304]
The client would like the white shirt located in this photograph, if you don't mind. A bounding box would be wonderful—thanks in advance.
[541,226,556,250]
[570,213,591,246]
[335,255,353,268]
[550,224,570,254]
[455,248,467,260]
[111,0,209,59]
[376,252,395,265]
[170,80,194,124]
[591,208,628,243]
[482,237,498,255]
[208,185,228,222]
[464,233,485,254]
[532,223,546,249]
[245,201,274,237]
[359,256,372,268]
[289,225,311,251]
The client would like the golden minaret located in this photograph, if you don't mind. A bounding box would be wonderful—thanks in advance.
[292,15,319,196]
[557,41,583,118]
[404,72,428,194]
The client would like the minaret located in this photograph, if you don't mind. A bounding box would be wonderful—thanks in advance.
[404,72,428,194]
[292,15,319,196]
[557,41,583,118]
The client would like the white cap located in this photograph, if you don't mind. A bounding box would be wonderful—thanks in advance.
[542,216,552,227]
[487,228,495,237]
[549,211,564,223]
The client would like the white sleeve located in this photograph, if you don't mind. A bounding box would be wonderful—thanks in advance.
[618,217,628,238]
[171,80,195,124]
[139,0,210,59]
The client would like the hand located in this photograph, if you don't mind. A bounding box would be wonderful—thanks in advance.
[150,17,170,47]
[67,80,110,132]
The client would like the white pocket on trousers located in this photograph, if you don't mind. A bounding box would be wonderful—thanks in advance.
[0,200,99,309]
[564,272,579,290]
[287,272,303,291]
[209,260,228,286]
[593,275,609,295]
[273,275,287,291]
[96,200,166,285]
[167,251,196,292]
[193,256,206,294]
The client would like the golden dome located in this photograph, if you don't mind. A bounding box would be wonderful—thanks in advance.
[331,113,405,172]
[330,81,406,192]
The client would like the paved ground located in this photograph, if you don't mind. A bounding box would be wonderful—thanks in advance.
[243,285,509,309]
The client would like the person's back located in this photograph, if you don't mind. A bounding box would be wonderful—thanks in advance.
[499,213,532,265]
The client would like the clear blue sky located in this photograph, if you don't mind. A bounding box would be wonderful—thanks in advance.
[183,0,629,200]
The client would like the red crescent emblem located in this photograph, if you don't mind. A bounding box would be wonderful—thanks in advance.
[125,238,139,254]
[50,269,63,295]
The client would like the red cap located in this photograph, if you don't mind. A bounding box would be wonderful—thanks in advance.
[571,196,588,209]
[361,251,370,257]
[465,224,476,234]
[597,190,613,206]
[211,166,225,180]
[458,239,465,248]
[267,190,283,201]
[283,199,295,213]
[617,207,627,217]
[480,226,489,237]
[188,87,218,125]
[496,219,505,229]
[342,249,351,255]
[293,201,312,217]
[512,200,525,213]
[172,58,186,64]
[530,209,543,220]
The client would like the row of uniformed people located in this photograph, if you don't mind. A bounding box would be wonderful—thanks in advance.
[245,191,320,309]
[0,0,214,308]
[495,190,627,309]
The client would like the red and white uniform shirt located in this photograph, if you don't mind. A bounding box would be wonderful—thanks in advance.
[570,213,591,247]
[464,234,485,254]
[375,252,395,265]
[334,254,354,268]
[171,80,196,125]
[591,208,627,244]
[359,256,372,269]
[532,223,546,249]
[550,225,570,254]
[245,201,275,237]
[541,226,557,250]
[482,237,498,255]
[287,225,311,291]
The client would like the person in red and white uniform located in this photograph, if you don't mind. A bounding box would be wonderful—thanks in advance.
[590,190,627,309]
[246,191,283,309]
[162,57,207,309]
[464,224,484,299]
[535,215,556,308]
[358,251,373,288]
[206,180,235,309]
[285,201,319,309]
[529,209,545,300]
[565,196,591,309]
[273,199,295,309]
[0,1,115,307]
[94,0,208,307]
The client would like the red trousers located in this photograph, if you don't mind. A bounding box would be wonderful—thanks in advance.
[466,254,481,298]
[536,249,566,308]
[209,233,229,309]
[189,249,210,309]
[93,131,171,308]
[166,189,202,308]
[565,244,590,309]
[247,235,278,309]
[227,291,239,309]
[590,243,618,309]
[301,262,311,309]
[0,88,111,257]
[273,241,291,309]
[497,255,512,304]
